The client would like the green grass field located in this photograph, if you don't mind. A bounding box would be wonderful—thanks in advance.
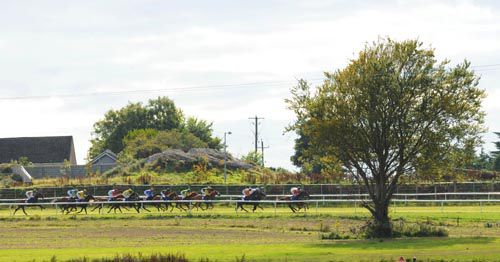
[0,204,499,261]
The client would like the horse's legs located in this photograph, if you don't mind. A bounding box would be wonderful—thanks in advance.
[21,206,28,216]
[90,205,100,212]
[240,205,249,213]
[13,206,20,215]
[289,204,296,213]
[140,204,151,213]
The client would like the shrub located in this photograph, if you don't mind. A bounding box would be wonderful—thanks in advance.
[361,219,448,239]
[64,253,189,262]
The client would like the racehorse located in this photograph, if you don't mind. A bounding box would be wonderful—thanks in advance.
[52,194,97,214]
[235,189,266,212]
[177,192,202,211]
[72,194,97,214]
[140,193,164,212]
[12,192,45,215]
[200,189,220,210]
[280,190,310,212]
[162,191,184,212]
[107,192,141,213]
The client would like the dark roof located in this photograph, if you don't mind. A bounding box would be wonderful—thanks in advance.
[0,136,75,164]
[91,149,117,164]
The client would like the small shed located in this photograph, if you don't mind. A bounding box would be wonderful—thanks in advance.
[90,149,117,174]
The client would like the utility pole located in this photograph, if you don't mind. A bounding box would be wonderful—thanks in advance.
[223,131,232,183]
[248,116,264,153]
[259,139,269,167]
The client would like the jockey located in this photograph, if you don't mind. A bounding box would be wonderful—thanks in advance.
[122,188,134,201]
[201,186,213,200]
[76,189,87,202]
[144,187,154,200]
[180,187,191,199]
[290,186,301,201]
[25,188,36,203]
[67,187,78,200]
[161,188,171,201]
[242,187,253,200]
[107,187,120,201]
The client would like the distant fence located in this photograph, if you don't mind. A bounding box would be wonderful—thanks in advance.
[25,163,116,179]
[0,181,498,200]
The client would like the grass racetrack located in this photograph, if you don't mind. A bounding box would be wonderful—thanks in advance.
[0,204,499,261]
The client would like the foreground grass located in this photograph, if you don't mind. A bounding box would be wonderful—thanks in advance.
[0,205,499,261]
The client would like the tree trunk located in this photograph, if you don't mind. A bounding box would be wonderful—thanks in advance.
[371,200,392,238]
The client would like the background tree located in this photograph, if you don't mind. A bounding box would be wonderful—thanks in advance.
[492,132,500,171]
[183,117,222,149]
[89,97,220,159]
[287,38,485,237]
[122,129,208,159]
[241,151,264,166]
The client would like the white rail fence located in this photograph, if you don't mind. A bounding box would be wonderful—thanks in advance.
[2,198,500,217]
[1,192,499,202]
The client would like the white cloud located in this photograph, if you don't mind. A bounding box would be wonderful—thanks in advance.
[0,0,499,169]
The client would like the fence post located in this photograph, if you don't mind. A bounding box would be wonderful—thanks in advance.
[274,201,277,217]
[315,200,318,215]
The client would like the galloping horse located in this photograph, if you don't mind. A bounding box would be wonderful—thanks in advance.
[72,194,97,214]
[162,191,183,212]
[107,192,141,213]
[200,189,220,210]
[235,189,266,212]
[280,190,310,212]
[53,195,96,214]
[12,192,45,215]
[178,192,202,211]
[140,193,164,212]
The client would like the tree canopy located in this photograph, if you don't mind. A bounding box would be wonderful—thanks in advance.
[122,128,208,160]
[287,38,485,237]
[88,97,220,159]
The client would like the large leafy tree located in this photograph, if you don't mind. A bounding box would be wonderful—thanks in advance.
[287,38,485,237]
[184,117,222,150]
[89,96,219,159]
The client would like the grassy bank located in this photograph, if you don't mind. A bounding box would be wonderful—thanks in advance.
[0,206,498,261]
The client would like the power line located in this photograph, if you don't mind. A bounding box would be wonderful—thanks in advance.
[0,79,324,101]
[471,64,500,68]
[1,61,499,101]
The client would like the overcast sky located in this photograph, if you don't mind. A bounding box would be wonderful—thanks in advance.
[0,0,499,170]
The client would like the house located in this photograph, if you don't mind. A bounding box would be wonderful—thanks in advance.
[90,149,118,174]
[0,136,77,165]
[90,149,117,166]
